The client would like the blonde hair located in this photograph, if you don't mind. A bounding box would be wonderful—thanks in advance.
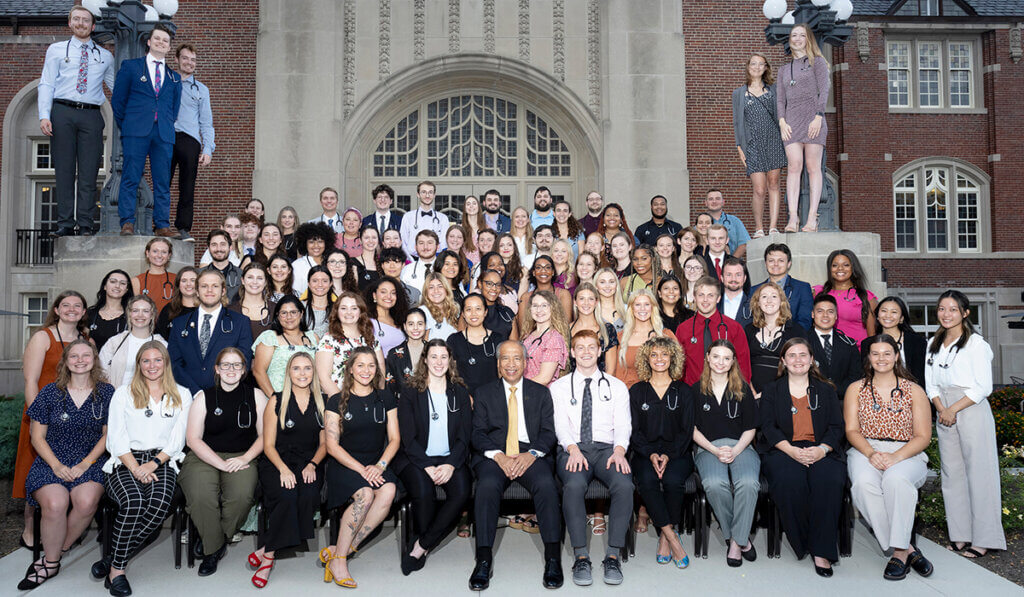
[635,336,684,382]
[551,239,576,287]
[418,272,461,327]
[510,207,534,256]
[521,290,570,346]
[278,352,325,430]
[571,283,610,349]
[594,266,626,325]
[128,341,183,410]
[619,289,668,368]
[750,281,792,328]
[790,24,828,67]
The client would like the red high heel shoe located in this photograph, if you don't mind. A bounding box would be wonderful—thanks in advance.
[247,550,262,569]
[251,554,274,589]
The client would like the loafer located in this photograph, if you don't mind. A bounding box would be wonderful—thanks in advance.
[741,543,757,562]
[542,557,563,589]
[91,557,111,580]
[197,544,226,577]
[51,227,76,238]
[571,557,593,586]
[727,553,742,567]
[120,223,134,236]
[469,559,492,591]
[907,550,933,577]
[601,556,623,585]
[106,574,132,596]
[401,549,426,576]
[883,556,909,581]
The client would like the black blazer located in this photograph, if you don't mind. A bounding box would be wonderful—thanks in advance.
[394,383,473,474]
[362,210,403,234]
[385,342,415,396]
[628,381,694,460]
[759,375,845,461]
[805,328,861,399]
[471,378,556,467]
[860,331,926,387]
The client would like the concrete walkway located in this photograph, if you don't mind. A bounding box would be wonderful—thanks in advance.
[4,518,1020,596]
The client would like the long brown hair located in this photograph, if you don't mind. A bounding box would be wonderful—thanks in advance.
[699,339,747,401]
[408,339,465,392]
[744,52,776,86]
[42,290,89,337]
[333,346,383,432]
[419,272,461,326]
[54,338,108,390]
[327,291,375,344]
[862,333,915,383]
[128,341,183,410]
[165,266,199,321]
[775,337,835,388]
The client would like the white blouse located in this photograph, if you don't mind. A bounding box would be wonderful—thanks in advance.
[103,383,193,472]
[421,308,457,342]
[924,333,993,404]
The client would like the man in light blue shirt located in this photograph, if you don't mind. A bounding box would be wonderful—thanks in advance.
[530,186,555,228]
[170,43,215,242]
[705,189,750,259]
[37,6,115,237]
[169,43,216,241]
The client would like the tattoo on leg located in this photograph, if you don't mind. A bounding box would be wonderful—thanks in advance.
[346,493,366,534]
[352,524,373,546]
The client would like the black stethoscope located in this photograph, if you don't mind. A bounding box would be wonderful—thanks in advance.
[284,394,324,429]
[756,325,785,352]
[427,386,460,421]
[688,315,729,344]
[413,208,441,229]
[840,288,860,303]
[790,384,819,414]
[342,392,386,424]
[180,309,235,337]
[569,371,613,406]
[787,57,809,86]
[488,302,515,324]
[64,39,104,64]
[89,306,126,335]
[105,331,155,369]
[408,257,433,281]
[927,345,959,369]
[701,391,738,419]
[209,385,253,428]
[643,384,681,412]
[464,330,496,365]
[59,387,104,422]
[868,382,906,414]
[281,331,314,351]
[183,76,200,93]
[144,394,176,418]
[142,271,174,301]
[527,326,552,351]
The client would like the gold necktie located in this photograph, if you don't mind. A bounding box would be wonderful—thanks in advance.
[506,385,519,456]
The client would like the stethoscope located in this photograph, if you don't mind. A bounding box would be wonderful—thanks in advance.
[64,39,104,64]
[284,394,325,429]
[144,394,176,418]
[488,302,515,324]
[105,331,155,368]
[427,386,460,421]
[840,288,860,303]
[281,331,315,351]
[89,306,126,335]
[790,384,820,414]
[569,371,613,406]
[868,381,906,414]
[787,57,809,86]
[756,325,785,352]
[464,329,497,365]
[179,309,235,337]
[701,389,738,418]
[408,257,433,281]
[527,326,552,351]
[142,271,174,301]
[59,387,104,422]
[413,208,441,229]
[209,385,253,428]
[688,315,730,344]
[643,384,681,412]
[342,392,386,424]
[927,345,959,369]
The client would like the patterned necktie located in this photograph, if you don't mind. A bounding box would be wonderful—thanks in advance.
[380,215,386,236]
[580,378,593,445]
[505,385,520,456]
[76,43,88,94]
[154,61,162,95]
[328,218,334,230]
[822,334,833,367]
[199,313,212,358]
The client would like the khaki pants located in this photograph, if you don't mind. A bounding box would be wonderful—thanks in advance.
[847,439,927,551]
[178,450,257,555]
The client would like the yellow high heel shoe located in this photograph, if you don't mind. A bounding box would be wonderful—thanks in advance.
[320,546,357,565]
[324,554,357,588]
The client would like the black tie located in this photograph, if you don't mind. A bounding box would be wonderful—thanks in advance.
[379,215,386,235]
[581,378,593,445]
[822,334,833,367]
[703,318,713,354]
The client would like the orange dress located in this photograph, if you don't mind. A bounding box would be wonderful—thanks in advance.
[12,328,68,498]
[613,328,677,388]
[136,271,177,314]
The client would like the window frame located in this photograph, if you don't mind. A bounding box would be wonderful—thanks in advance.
[22,293,48,344]
[884,35,983,113]
[891,158,989,256]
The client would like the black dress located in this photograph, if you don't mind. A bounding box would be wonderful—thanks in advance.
[85,306,127,352]
[354,261,381,292]
[156,304,196,339]
[258,392,325,551]
[744,321,806,394]
[447,330,507,395]
[659,306,694,337]
[324,390,398,509]
[567,322,619,373]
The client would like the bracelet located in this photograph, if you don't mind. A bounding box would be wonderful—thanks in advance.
[307,460,318,468]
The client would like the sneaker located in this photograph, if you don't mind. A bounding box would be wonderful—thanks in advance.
[602,556,623,585]
[179,230,194,242]
[571,557,593,586]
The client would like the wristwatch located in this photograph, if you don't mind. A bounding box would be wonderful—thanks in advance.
[528,449,542,458]
[818,444,831,455]
[377,459,388,471]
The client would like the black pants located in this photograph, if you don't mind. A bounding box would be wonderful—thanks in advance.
[473,457,561,549]
[50,102,104,231]
[633,453,693,529]
[170,132,200,232]
[398,461,472,551]
[257,459,322,552]
[763,445,846,562]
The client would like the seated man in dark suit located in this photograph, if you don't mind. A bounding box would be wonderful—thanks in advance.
[470,340,562,591]
[805,294,861,398]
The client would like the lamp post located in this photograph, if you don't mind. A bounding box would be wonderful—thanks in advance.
[761,0,852,231]
[82,0,179,234]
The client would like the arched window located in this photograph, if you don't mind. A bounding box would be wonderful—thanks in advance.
[891,158,988,254]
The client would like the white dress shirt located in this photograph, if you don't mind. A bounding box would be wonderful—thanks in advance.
[308,212,345,235]
[550,369,631,451]
[197,303,223,334]
[103,383,193,473]
[484,378,538,459]
[291,256,318,295]
[925,333,993,404]
[400,257,434,291]
[722,291,744,321]
[146,53,166,93]
[400,207,450,256]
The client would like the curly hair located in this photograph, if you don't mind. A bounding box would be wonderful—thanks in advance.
[635,335,685,382]
[54,338,108,390]
[363,276,409,328]
[327,291,375,345]
[520,289,570,344]
[294,222,336,257]
[408,338,466,392]
[495,233,525,287]
[597,203,635,245]
[750,281,792,329]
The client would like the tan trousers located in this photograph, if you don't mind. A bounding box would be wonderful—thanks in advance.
[847,439,927,551]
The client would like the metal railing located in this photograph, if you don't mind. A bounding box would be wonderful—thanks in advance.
[15,229,55,266]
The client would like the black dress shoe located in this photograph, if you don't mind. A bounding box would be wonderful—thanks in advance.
[469,559,493,591]
[192,537,204,559]
[542,557,564,589]
[92,557,111,580]
[907,550,933,577]
[197,544,226,577]
[814,562,834,578]
[401,550,421,576]
[883,556,909,580]
[79,227,97,237]
[741,543,757,562]
[106,574,132,596]
[50,227,75,238]
[727,553,742,567]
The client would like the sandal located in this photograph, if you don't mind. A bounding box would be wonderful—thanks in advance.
[251,554,274,589]
[962,547,988,559]
[752,229,766,239]
[801,215,819,232]
[325,554,357,588]
[592,516,606,536]
[947,541,969,552]
[634,514,649,534]
[248,550,262,569]
[18,557,61,591]
[457,513,472,538]
[769,228,780,235]
[521,517,541,534]
[508,514,526,530]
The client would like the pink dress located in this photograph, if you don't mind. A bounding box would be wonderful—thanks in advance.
[523,327,568,386]
[813,285,877,347]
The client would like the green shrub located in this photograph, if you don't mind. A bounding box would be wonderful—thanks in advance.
[0,394,25,479]
[990,386,1024,447]
[919,470,1024,532]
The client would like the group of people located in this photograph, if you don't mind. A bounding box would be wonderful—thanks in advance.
[18,10,1005,595]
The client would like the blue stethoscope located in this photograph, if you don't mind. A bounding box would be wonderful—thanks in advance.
[701,391,737,419]
[688,315,730,344]
[643,385,681,412]
[64,39,104,64]
[60,388,104,422]
[790,384,820,414]
[569,371,613,406]
[464,330,496,365]
[427,386,460,420]
[179,309,235,337]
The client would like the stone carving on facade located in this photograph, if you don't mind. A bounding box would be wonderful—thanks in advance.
[1010,24,1022,64]
[587,0,600,115]
[449,0,460,54]
[856,21,870,63]
[379,0,391,78]
[518,0,530,62]
[553,0,565,81]
[483,0,495,54]
[343,0,355,118]
[414,0,425,61]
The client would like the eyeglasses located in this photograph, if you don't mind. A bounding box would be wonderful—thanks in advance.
[217,362,245,371]
[684,265,704,272]
[278,309,301,317]
[482,280,502,288]
[326,259,346,266]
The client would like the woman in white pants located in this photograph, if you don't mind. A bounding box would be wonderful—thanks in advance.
[845,334,933,581]
[925,290,1005,558]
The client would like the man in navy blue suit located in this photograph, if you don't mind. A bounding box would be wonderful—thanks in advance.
[362,183,403,237]
[111,23,181,237]
[752,243,814,330]
[168,269,253,395]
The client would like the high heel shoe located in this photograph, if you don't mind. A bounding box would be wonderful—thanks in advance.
[672,532,689,569]
[247,550,262,569]
[801,215,819,232]
[324,554,357,588]
[251,554,274,588]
